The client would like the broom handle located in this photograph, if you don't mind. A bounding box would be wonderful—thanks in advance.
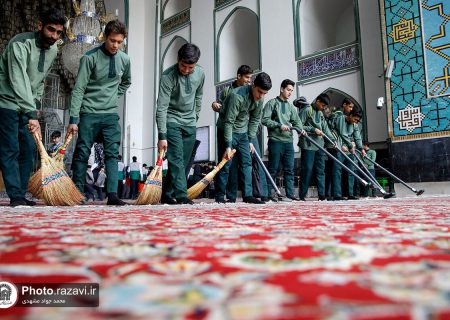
[33,132,50,160]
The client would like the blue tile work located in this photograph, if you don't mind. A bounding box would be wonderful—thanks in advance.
[383,0,450,140]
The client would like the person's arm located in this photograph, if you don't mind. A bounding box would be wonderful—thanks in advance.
[69,55,94,125]
[353,124,364,150]
[334,116,352,148]
[7,42,38,119]
[290,104,304,131]
[248,101,264,140]
[155,74,173,142]
[118,58,131,96]
[195,72,205,121]
[261,100,280,129]
[223,93,240,148]
[298,107,314,133]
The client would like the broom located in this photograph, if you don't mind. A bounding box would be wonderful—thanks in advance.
[135,149,166,205]
[0,170,5,191]
[32,132,84,206]
[187,149,236,200]
[29,133,74,198]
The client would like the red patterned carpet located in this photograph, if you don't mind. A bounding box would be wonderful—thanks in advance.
[1,196,450,319]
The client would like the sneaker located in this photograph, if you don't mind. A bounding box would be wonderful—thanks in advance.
[318,195,326,201]
[107,193,127,206]
[261,196,278,202]
[177,198,194,205]
[162,197,177,205]
[243,196,265,204]
[10,199,27,207]
[347,196,359,200]
[226,199,236,203]
[215,198,226,204]
[333,197,343,201]
[287,196,301,201]
[24,199,36,206]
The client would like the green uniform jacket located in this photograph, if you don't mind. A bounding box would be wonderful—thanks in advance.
[218,81,238,104]
[262,97,303,143]
[363,149,376,170]
[156,63,205,139]
[0,32,58,120]
[217,85,264,148]
[69,44,131,124]
[298,104,334,150]
[329,112,363,151]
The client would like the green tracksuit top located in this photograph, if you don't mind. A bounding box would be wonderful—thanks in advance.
[0,32,58,120]
[69,43,131,124]
[156,63,205,140]
[298,104,334,151]
[363,149,376,170]
[329,112,363,151]
[262,97,303,143]
[218,81,238,104]
[217,85,264,148]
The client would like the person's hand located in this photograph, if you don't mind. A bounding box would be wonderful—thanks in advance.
[27,119,41,134]
[280,124,290,132]
[223,147,233,160]
[66,124,78,139]
[249,142,255,154]
[342,145,349,152]
[314,128,323,136]
[361,149,367,157]
[158,139,168,151]
[211,102,221,112]
[299,129,307,136]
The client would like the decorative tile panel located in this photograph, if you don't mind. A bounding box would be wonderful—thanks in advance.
[297,44,360,84]
[161,9,190,36]
[215,0,240,10]
[382,0,450,141]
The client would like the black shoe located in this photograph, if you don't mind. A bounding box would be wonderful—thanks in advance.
[333,197,343,201]
[24,199,36,206]
[177,198,194,205]
[10,199,27,207]
[215,198,226,204]
[261,196,278,202]
[226,199,236,203]
[243,196,265,204]
[162,197,177,205]
[347,196,359,200]
[318,195,326,201]
[299,197,306,201]
[287,196,300,201]
[107,193,127,206]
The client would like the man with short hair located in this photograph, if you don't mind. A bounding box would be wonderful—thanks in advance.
[156,43,205,205]
[0,8,66,207]
[67,19,131,206]
[215,72,272,204]
[329,106,366,200]
[298,93,335,201]
[262,79,304,201]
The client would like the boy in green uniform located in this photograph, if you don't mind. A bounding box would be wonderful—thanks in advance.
[156,43,205,205]
[67,20,131,206]
[262,79,304,201]
[0,8,66,206]
[298,93,335,201]
[362,141,376,197]
[214,72,272,204]
[329,107,366,200]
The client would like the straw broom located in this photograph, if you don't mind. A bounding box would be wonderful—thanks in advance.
[188,149,236,200]
[29,133,74,198]
[32,132,84,206]
[135,149,165,205]
[0,170,5,191]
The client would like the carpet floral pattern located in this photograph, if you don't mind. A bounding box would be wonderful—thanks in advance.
[1,196,450,319]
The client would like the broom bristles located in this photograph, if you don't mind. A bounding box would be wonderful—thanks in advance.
[29,133,74,198]
[187,149,236,200]
[135,149,165,205]
[33,133,84,206]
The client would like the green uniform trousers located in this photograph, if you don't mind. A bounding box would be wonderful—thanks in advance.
[0,108,36,201]
[299,149,325,199]
[72,113,121,194]
[267,139,295,198]
[163,123,196,200]
[332,151,356,198]
[215,131,253,200]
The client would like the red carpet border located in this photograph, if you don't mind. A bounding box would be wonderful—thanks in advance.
[0,196,449,319]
